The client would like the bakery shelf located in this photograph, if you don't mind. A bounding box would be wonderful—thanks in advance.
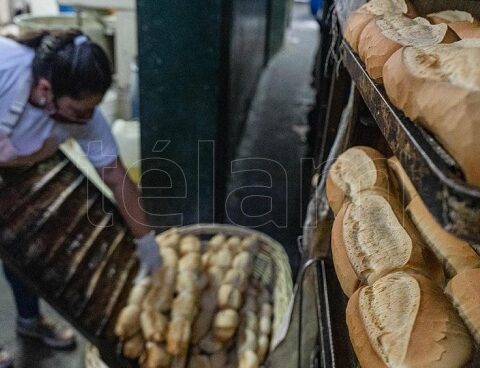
[0,153,135,368]
[341,41,480,246]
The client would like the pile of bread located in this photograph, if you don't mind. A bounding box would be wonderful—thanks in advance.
[114,230,274,368]
[344,0,480,187]
[327,146,480,367]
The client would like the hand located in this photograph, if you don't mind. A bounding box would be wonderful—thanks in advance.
[133,231,163,283]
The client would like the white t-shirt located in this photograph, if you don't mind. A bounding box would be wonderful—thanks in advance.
[0,37,118,168]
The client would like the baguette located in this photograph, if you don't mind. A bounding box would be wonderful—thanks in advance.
[358,15,458,82]
[347,271,473,368]
[335,190,444,285]
[428,10,480,39]
[383,40,480,185]
[344,0,417,52]
[445,268,480,344]
[326,146,391,215]
[407,196,480,277]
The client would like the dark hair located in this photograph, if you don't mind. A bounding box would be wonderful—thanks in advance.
[16,29,112,99]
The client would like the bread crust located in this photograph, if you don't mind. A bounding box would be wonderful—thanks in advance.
[387,156,418,206]
[331,203,360,297]
[347,272,473,368]
[383,44,480,186]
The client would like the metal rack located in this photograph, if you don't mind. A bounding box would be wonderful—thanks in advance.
[0,153,135,368]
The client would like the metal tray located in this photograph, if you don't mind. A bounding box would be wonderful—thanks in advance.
[342,42,480,245]
[0,153,135,367]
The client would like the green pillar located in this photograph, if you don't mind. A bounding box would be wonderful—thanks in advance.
[266,0,291,60]
[137,1,226,227]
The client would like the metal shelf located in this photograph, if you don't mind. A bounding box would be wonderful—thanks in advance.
[342,41,480,246]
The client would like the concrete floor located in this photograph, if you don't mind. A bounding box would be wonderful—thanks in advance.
[0,3,318,367]
[225,3,318,275]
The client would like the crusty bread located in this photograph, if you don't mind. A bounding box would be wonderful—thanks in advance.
[445,268,480,344]
[326,146,391,215]
[331,204,361,297]
[383,40,480,186]
[336,190,444,285]
[407,196,480,278]
[142,342,172,368]
[428,10,480,39]
[347,271,473,368]
[387,156,418,205]
[344,0,417,52]
[358,15,458,82]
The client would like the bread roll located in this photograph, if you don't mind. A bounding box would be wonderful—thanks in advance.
[226,236,241,253]
[383,40,480,186]
[156,229,180,251]
[123,333,145,359]
[127,277,151,306]
[142,342,172,368]
[335,191,444,285]
[115,305,141,339]
[224,268,248,291]
[160,247,178,267]
[256,334,269,363]
[176,270,203,294]
[171,292,197,321]
[239,350,259,368]
[331,204,361,297]
[347,271,473,368]
[387,156,418,205]
[428,10,480,39]
[344,0,417,52]
[179,235,201,256]
[445,268,480,344]
[166,318,192,356]
[214,309,240,342]
[232,251,253,271]
[407,196,480,277]
[208,234,226,252]
[211,248,233,269]
[218,284,242,310]
[208,266,226,288]
[240,236,259,252]
[144,266,177,313]
[358,15,457,82]
[178,252,201,272]
[326,146,391,215]
[140,309,169,342]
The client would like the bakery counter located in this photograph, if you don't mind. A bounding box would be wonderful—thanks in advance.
[0,153,136,368]
[341,40,480,245]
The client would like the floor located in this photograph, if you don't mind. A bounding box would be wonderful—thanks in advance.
[0,3,318,367]
[225,3,318,276]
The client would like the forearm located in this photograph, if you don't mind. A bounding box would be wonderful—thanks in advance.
[98,158,150,238]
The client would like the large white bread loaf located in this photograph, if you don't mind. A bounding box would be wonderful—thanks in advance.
[358,15,458,82]
[383,40,480,186]
[445,268,480,344]
[344,0,417,52]
[333,190,445,286]
[347,271,473,368]
[407,196,480,278]
[326,146,392,215]
[428,10,480,39]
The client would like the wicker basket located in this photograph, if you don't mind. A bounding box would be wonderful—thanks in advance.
[85,223,294,368]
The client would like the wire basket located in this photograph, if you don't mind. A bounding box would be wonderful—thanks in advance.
[85,223,294,368]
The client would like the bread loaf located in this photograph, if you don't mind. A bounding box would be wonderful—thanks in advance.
[407,196,480,277]
[326,146,391,215]
[115,305,141,340]
[347,271,473,368]
[344,0,417,52]
[331,204,361,296]
[383,40,480,186]
[358,15,457,82]
[142,342,172,368]
[445,268,480,344]
[127,277,151,306]
[334,191,444,285]
[214,309,240,342]
[428,10,480,39]
[123,333,145,359]
[140,308,169,342]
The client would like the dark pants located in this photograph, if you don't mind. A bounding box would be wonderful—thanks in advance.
[3,264,40,320]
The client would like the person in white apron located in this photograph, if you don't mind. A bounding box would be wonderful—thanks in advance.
[0,30,162,366]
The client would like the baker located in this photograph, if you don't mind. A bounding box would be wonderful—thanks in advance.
[0,30,162,366]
